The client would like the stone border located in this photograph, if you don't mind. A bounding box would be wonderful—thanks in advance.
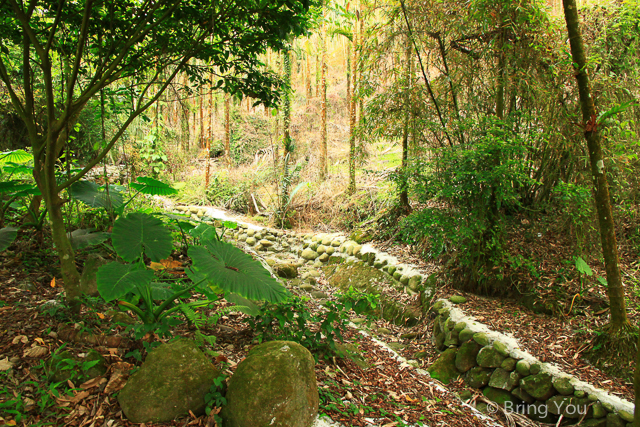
[430,299,634,426]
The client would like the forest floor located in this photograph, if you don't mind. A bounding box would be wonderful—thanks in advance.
[0,204,636,426]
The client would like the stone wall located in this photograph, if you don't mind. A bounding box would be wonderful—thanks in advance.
[172,205,635,427]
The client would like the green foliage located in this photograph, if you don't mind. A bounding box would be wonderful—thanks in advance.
[205,369,229,424]
[130,176,178,196]
[69,181,124,211]
[248,288,377,360]
[0,226,18,252]
[96,211,286,338]
[137,127,168,177]
[68,228,110,251]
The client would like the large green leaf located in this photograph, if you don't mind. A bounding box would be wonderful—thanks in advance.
[0,227,18,252]
[112,212,173,262]
[130,177,177,195]
[189,223,218,241]
[96,262,154,302]
[225,292,260,316]
[188,241,289,303]
[70,181,123,209]
[69,229,110,251]
[0,180,36,194]
[0,150,31,164]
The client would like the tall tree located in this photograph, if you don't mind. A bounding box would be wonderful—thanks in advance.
[0,0,314,312]
[319,1,328,180]
[347,0,359,194]
[561,0,629,332]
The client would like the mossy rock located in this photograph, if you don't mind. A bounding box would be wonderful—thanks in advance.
[482,387,519,406]
[476,346,505,368]
[465,367,492,389]
[546,395,590,419]
[487,368,520,391]
[455,340,481,373]
[222,341,318,427]
[552,376,574,396]
[273,263,298,279]
[47,349,107,384]
[118,339,219,424]
[520,372,556,400]
[427,348,459,384]
[349,229,373,244]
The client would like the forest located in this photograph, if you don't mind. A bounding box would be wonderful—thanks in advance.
[1,0,639,426]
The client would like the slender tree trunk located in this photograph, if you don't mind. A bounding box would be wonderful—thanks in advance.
[562,0,629,330]
[346,41,351,112]
[320,2,328,180]
[399,40,411,210]
[347,2,359,195]
[283,48,292,152]
[224,92,231,165]
[306,52,312,104]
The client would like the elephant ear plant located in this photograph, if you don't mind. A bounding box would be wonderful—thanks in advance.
[96,211,289,339]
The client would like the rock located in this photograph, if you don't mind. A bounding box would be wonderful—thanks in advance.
[326,247,335,255]
[308,269,321,278]
[259,240,273,248]
[80,254,108,297]
[493,341,509,357]
[574,390,586,398]
[473,333,490,347]
[618,410,634,423]
[377,327,392,335]
[301,249,319,260]
[488,368,520,391]
[318,253,329,262]
[246,237,256,246]
[349,229,373,244]
[400,332,418,339]
[351,318,366,325]
[427,348,459,384]
[605,413,625,427]
[547,395,589,419]
[520,373,556,400]
[449,295,467,304]
[455,341,481,373]
[526,401,558,424]
[274,263,298,279]
[529,363,542,375]
[387,342,406,351]
[515,360,530,376]
[582,419,607,427]
[552,376,574,396]
[602,401,614,412]
[511,387,535,404]
[222,341,318,427]
[465,367,492,388]
[399,275,410,285]
[316,245,326,255]
[321,237,332,246]
[118,339,219,423]
[300,284,314,292]
[500,358,517,372]
[483,387,518,406]
[458,328,474,343]
[331,240,341,247]
[459,390,473,401]
[414,351,429,359]
[408,276,422,292]
[311,291,329,299]
[476,346,505,368]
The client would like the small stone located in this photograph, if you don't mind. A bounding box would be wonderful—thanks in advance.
[351,318,366,325]
[313,261,323,268]
[326,247,335,255]
[301,249,319,260]
[455,341,481,373]
[387,342,406,351]
[552,376,574,396]
[464,367,492,388]
[520,372,556,400]
[449,295,467,304]
[618,410,634,423]
[459,390,473,401]
[515,360,530,376]
[427,348,459,384]
[602,401,614,412]
[331,240,341,247]
[511,387,535,404]
[473,333,490,347]
[308,269,321,278]
[311,291,329,299]
[246,237,256,246]
[407,360,420,368]
[318,253,329,262]
[483,387,518,406]
[377,327,392,335]
[317,245,327,255]
[529,363,542,375]
[414,351,429,359]
[488,368,520,391]
[476,346,505,368]
[574,389,586,398]
[400,332,418,339]
[591,402,606,418]
[246,229,255,237]
[454,322,466,332]
[605,414,625,427]
[300,284,314,292]
[500,358,517,372]
[386,266,397,275]
[458,328,474,343]
[493,341,509,357]
[259,240,273,248]
[238,234,248,242]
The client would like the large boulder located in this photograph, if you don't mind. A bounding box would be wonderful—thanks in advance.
[223,341,318,427]
[118,339,219,423]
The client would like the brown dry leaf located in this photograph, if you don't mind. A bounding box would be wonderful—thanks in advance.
[34,337,45,345]
[149,262,165,271]
[104,365,130,395]
[161,258,183,270]
[80,376,107,390]
[12,335,28,345]
[0,357,13,371]
[50,277,56,287]
[23,345,48,358]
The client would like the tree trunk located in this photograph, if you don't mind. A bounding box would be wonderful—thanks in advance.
[224,92,231,165]
[320,1,328,180]
[399,40,411,210]
[347,3,359,195]
[283,49,292,152]
[562,0,629,330]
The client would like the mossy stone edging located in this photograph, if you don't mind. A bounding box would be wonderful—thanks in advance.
[426,299,634,426]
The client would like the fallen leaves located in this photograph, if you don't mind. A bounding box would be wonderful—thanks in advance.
[23,345,48,358]
[0,357,13,371]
